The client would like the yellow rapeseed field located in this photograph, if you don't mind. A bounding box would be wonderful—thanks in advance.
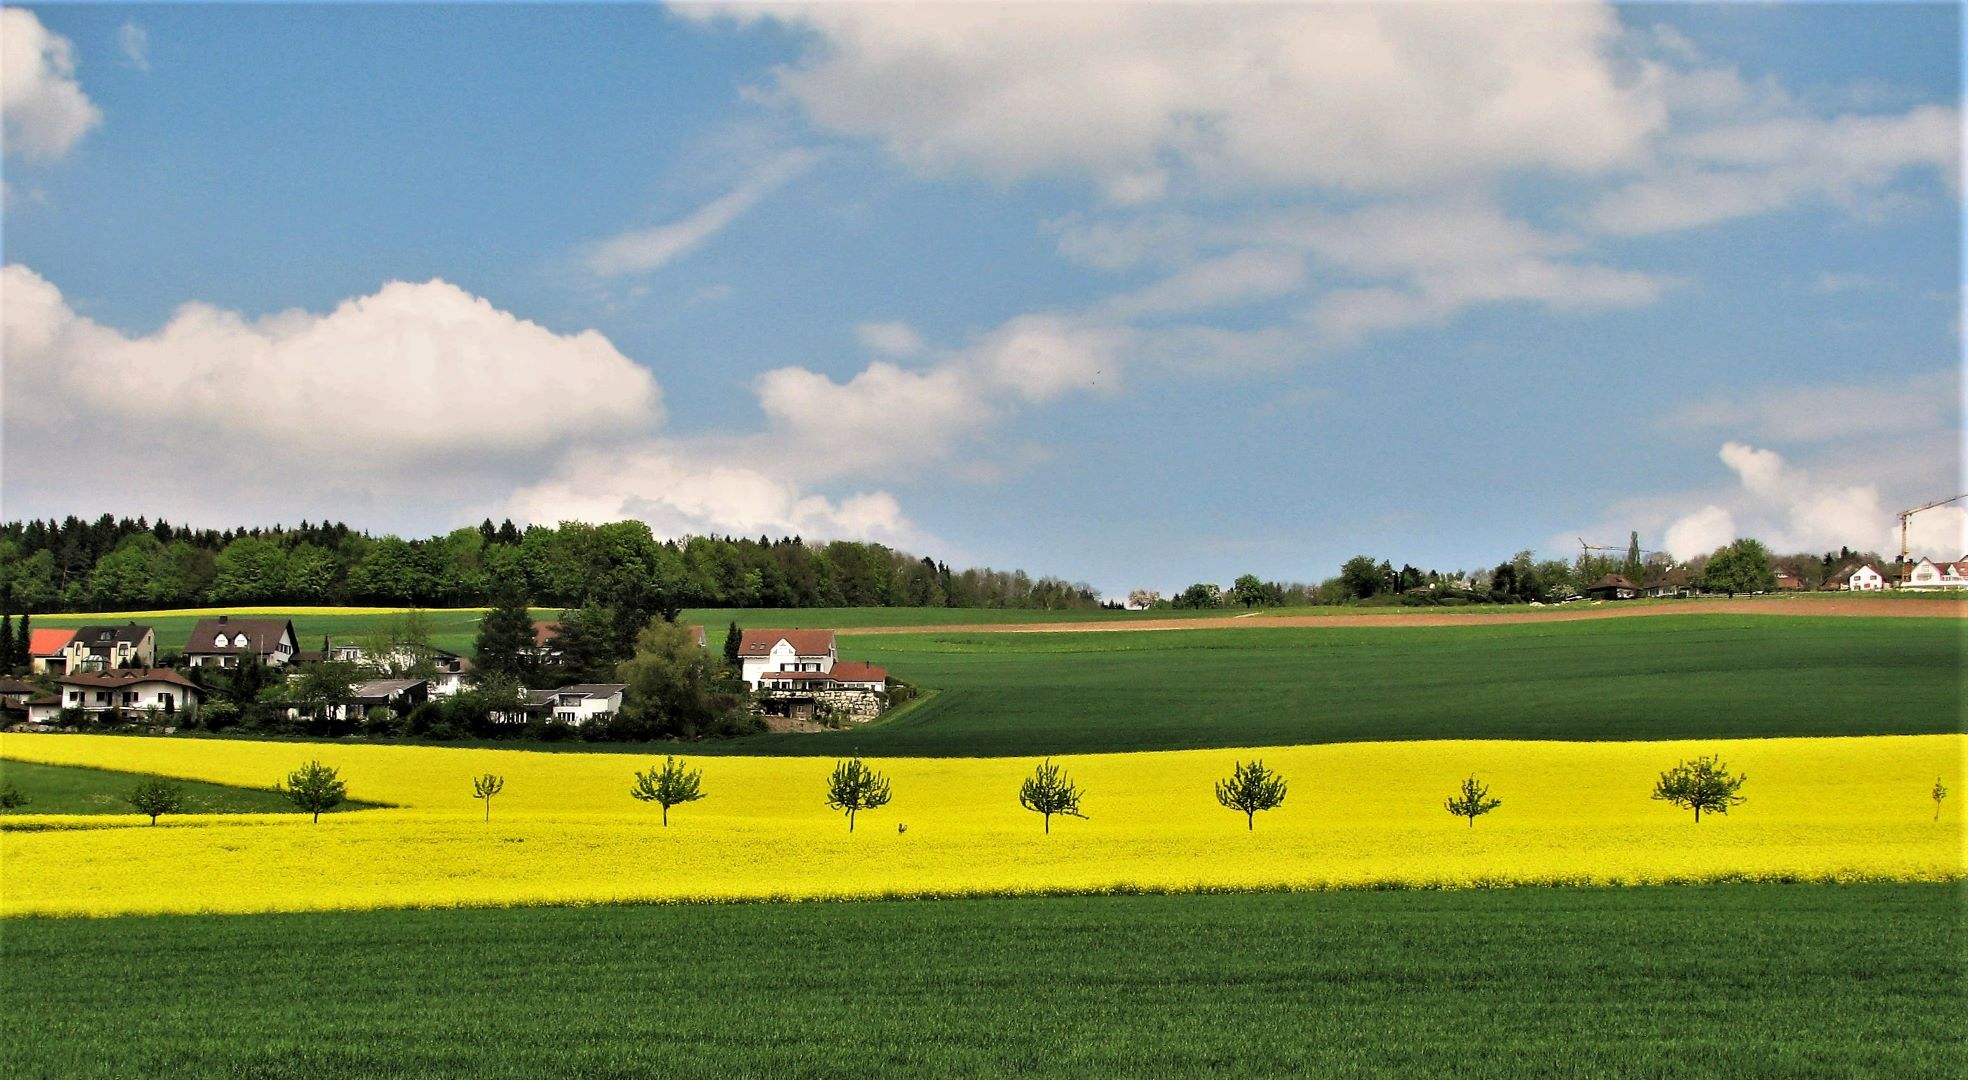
[1,734,1959,917]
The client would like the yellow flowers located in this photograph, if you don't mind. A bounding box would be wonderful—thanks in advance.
[1,734,1959,917]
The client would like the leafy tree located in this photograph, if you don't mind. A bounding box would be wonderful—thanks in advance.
[629,756,704,826]
[1700,538,1776,598]
[128,777,185,825]
[1935,777,1949,822]
[282,760,348,823]
[1173,582,1221,609]
[1126,589,1162,610]
[825,757,892,832]
[1214,759,1288,830]
[550,603,618,681]
[472,773,504,822]
[723,621,743,666]
[291,661,362,728]
[1018,759,1088,833]
[615,620,734,739]
[474,582,536,679]
[1444,775,1502,827]
[1230,574,1267,609]
[1651,755,1747,822]
[0,782,28,810]
[1621,531,1644,583]
[1339,556,1383,600]
[355,610,438,679]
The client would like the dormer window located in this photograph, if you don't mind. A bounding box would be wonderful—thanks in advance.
[213,634,228,648]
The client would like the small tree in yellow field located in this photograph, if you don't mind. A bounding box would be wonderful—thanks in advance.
[631,756,703,827]
[1214,760,1287,830]
[1651,755,1746,823]
[825,757,891,833]
[472,774,505,822]
[1444,775,1501,828]
[1934,778,1948,822]
[1018,759,1087,834]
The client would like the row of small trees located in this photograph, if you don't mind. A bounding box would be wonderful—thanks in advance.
[49,754,1950,828]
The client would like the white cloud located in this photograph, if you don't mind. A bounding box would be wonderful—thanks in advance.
[1099,249,1305,320]
[506,443,934,549]
[1586,104,1959,235]
[586,148,820,276]
[4,263,943,545]
[1,7,102,160]
[970,313,1129,402]
[691,4,1662,198]
[854,320,924,358]
[1663,506,1736,561]
[751,358,989,478]
[1665,370,1958,444]
[117,21,148,73]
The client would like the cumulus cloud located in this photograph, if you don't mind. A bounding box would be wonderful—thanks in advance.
[3,264,940,545]
[688,4,1661,198]
[1647,441,1965,561]
[854,320,924,358]
[2,8,102,160]
[587,148,821,276]
[117,21,148,73]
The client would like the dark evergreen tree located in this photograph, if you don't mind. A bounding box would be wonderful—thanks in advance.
[723,621,743,666]
[475,582,537,680]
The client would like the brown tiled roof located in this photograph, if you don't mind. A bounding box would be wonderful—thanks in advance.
[738,629,836,658]
[532,621,562,648]
[0,678,40,694]
[56,667,200,691]
[829,661,887,683]
[184,618,294,656]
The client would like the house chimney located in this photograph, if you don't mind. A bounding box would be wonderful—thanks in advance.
[218,615,229,624]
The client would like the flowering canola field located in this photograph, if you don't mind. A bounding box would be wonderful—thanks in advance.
[1,733,1959,917]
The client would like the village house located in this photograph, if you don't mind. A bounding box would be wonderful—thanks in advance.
[528,683,626,724]
[54,624,157,672]
[1902,557,1968,591]
[1584,574,1640,601]
[347,678,431,717]
[1826,564,1891,592]
[27,668,203,724]
[738,629,891,722]
[183,616,300,668]
[313,641,474,697]
[737,629,839,688]
[27,628,76,674]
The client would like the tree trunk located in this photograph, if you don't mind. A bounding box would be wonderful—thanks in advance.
[848,809,855,832]
[313,809,321,823]
[1246,812,1254,831]
[1467,815,1473,828]
[662,804,669,827]
[149,814,158,825]
[1044,814,1050,834]
[1693,805,1701,823]
[484,800,490,823]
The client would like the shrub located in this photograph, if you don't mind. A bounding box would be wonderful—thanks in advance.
[128,777,186,825]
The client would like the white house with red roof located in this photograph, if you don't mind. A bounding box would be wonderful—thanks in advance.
[27,667,203,724]
[737,629,841,689]
[1903,557,1968,591]
[27,628,76,674]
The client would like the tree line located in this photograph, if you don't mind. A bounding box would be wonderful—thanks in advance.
[0,515,1104,614]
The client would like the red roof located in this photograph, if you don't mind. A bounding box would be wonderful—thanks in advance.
[28,628,75,656]
[830,661,887,684]
[532,621,561,647]
[738,629,836,658]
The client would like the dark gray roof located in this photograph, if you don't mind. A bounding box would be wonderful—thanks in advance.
[72,623,153,654]
[184,618,295,656]
[350,678,428,702]
[551,683,627,698]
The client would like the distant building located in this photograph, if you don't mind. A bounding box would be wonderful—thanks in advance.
[183,616,300,668]
[531,683,626,724]
[1903,557,1968,591]
[58,624,156,671]
[30,668,202,723]
[1831,564,1891,592]
[1584,574,1640,601]
[27,628,76,674]
[737,629,839,690]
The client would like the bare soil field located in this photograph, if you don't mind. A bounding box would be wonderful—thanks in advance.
[855,596,1967,635]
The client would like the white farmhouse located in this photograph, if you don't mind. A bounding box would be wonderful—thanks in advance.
[737,629,839,690]
[1845,564,1890,592]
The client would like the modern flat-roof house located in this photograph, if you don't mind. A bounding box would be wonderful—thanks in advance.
[58,624,157,671]
[29,668,202,723]
[533,683,626,724]
[183,616,300,668]
[737,629,839,690]
[27,628,76,674]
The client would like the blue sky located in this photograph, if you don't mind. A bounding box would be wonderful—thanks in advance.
[3,3,1960,596]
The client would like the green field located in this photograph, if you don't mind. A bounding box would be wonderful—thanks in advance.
[0,758,378,817]
[30,605,1238,655]
[668,615,1961,756]
[2,883,1955,1077]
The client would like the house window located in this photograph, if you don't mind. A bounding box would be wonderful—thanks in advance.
[122,692,139,705]
[95,692,110,705]
[67,691,80,703]
[214,635,228,648]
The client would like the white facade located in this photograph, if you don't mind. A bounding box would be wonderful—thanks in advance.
[37,677,200,722]
[740,639,836,689]
[1903,558,1968,591]
[545,685,624,724]
[1847,565,1889,592]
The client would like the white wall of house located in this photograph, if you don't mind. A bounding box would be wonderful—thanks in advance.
[741,639,835,689]
[1848,566,1889,591]
[551,689,623,724]
[1904,559,1968,590]
[54,683,198,716]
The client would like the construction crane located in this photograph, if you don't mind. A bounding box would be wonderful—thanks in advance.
[1578,538,1664,560]
[1897,494,1968,583]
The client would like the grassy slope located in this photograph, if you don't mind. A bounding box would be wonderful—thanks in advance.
[3,883,1957,1078]
[676,615,1963,756]
[0,758,375,816]
[31,606,1233,655]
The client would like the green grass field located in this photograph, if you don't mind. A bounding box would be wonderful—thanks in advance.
[0,758,377,817]
[667,615,1961,756]
[30,605,1237,655]
[2,883,1955,1077]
